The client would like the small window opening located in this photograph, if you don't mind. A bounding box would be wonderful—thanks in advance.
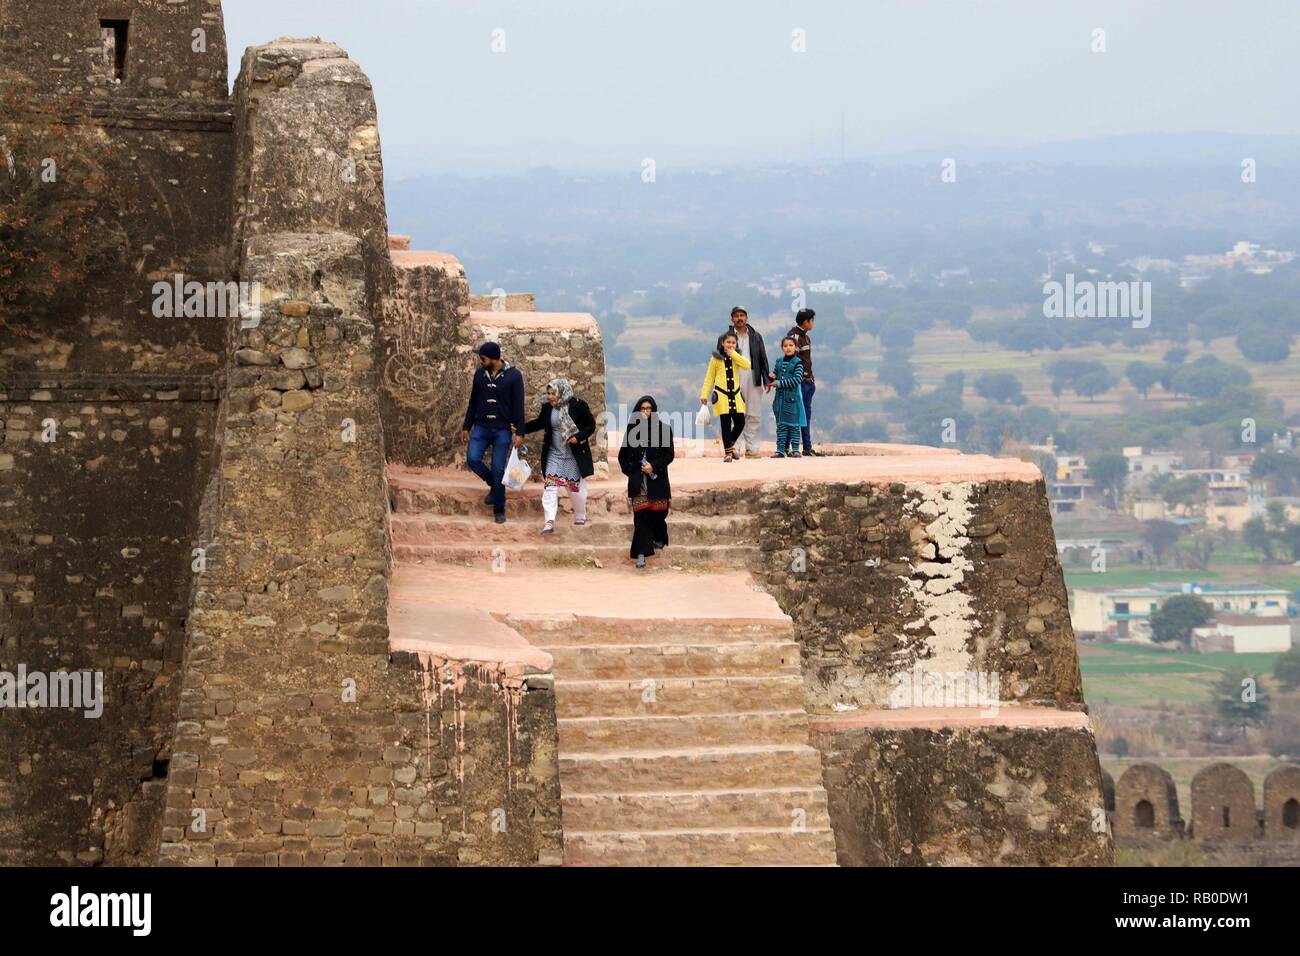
[1221,806,1231,828]
[1282,798,1299,829]
[1134,800,1155,829]
[151,757,170,779]
[100,19,129,81]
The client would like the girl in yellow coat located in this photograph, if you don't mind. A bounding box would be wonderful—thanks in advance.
[700,330,751,462]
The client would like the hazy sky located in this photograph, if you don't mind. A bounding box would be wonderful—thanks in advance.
[224,0,1300,176]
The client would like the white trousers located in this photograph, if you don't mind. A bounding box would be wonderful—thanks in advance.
[739,381,764,453]
[542,478,588,523]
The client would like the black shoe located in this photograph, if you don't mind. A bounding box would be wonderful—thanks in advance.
[483,491,494,505]
[494,512,507,524]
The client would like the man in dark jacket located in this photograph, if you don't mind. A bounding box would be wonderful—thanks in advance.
[460,342,525,523]
[726,307,775,458]
[786,308,820,455]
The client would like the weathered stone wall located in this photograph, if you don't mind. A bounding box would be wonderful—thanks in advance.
[1,0,233,865]
[749,478,1083,712]
[1189,763,1257,843]
[633,470,1111,865]
[1113,763,1182,841]
[229,38,390,315]
[378,253,470,466]
[0,380,218,864]
[813,723,1111,865]
[156,38,560,867]
[1111,761,1300,858]
[0,0,228,100]
[467,293,535,312]
[1263,764,1300,843]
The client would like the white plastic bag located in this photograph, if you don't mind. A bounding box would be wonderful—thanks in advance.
[503,446,532,492]
[695,404,712,428]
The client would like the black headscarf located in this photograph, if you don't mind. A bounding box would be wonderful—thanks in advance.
[623,394,673,449]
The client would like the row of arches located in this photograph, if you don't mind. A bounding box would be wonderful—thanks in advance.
[1106,763,1300,842]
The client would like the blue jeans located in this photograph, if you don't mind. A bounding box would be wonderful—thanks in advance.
[467,423,513,513]
[800,380,816,450]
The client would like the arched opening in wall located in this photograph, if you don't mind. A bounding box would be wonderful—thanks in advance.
[1221,806,1231,828]
[1134,800,1155,829]
[1284,798,1300,829]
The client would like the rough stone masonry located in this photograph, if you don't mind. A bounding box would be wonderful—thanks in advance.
[2,1,1106,867]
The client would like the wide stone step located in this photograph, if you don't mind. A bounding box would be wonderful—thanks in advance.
[559,744,825,793]
[554,676,806,717]
[562,788,831,832]
[513,612,793,647]
[390,481,757,519]
[543,641,801,679]
[558,711,810,751]
[391,513,754,546]
[563,827,838,866]
[392,542,749,569]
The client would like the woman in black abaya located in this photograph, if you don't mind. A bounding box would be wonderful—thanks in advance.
[618,395,675,569]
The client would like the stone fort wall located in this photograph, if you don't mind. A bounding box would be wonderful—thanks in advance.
[0,0,233,865]
[1107,761,1300,848]
[154,38,561,866]
[651,469,1112,865]
[5,2,1103,869]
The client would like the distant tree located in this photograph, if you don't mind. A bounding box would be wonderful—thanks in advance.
[1212,668,1270,739]
[1141,520,1184,566]
[1148,594,1213,646]
[857,311,886,342]
[1017,405,1058,443]
[1179,530,1218,571]
[605,344,633,367]
[650,346,668,365]
[879,317,916,349]
[1169,356,1251,400]
[1046,358,1105,396]
[966,318,1006,344]
[974,371,1025,405]
[833,417,890,443]
[878,349,915,397]
[1089,452,1128,509]
[1236,325,1293,363]
[1125,361,1163,398]
[1159,475,1208,510]
[1031,451,1058,481]
[1111,736,1130,759]
[600,311,628,342]
[816,315,857,350]
[666,337,705,368]
[1250,449,1300,496]
[1273,646,1300,692]
[1004,319,1063,354]
[1242,515,1276,562]
[1074,369,1114,402]
[1163,346,1189,365]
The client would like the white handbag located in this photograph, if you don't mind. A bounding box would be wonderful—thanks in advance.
[695,404,712,428]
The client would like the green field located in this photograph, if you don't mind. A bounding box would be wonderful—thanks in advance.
[1065,562,1300,593]
[1080,642,1282,707]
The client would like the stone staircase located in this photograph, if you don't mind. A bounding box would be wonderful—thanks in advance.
[388,470,838,866]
